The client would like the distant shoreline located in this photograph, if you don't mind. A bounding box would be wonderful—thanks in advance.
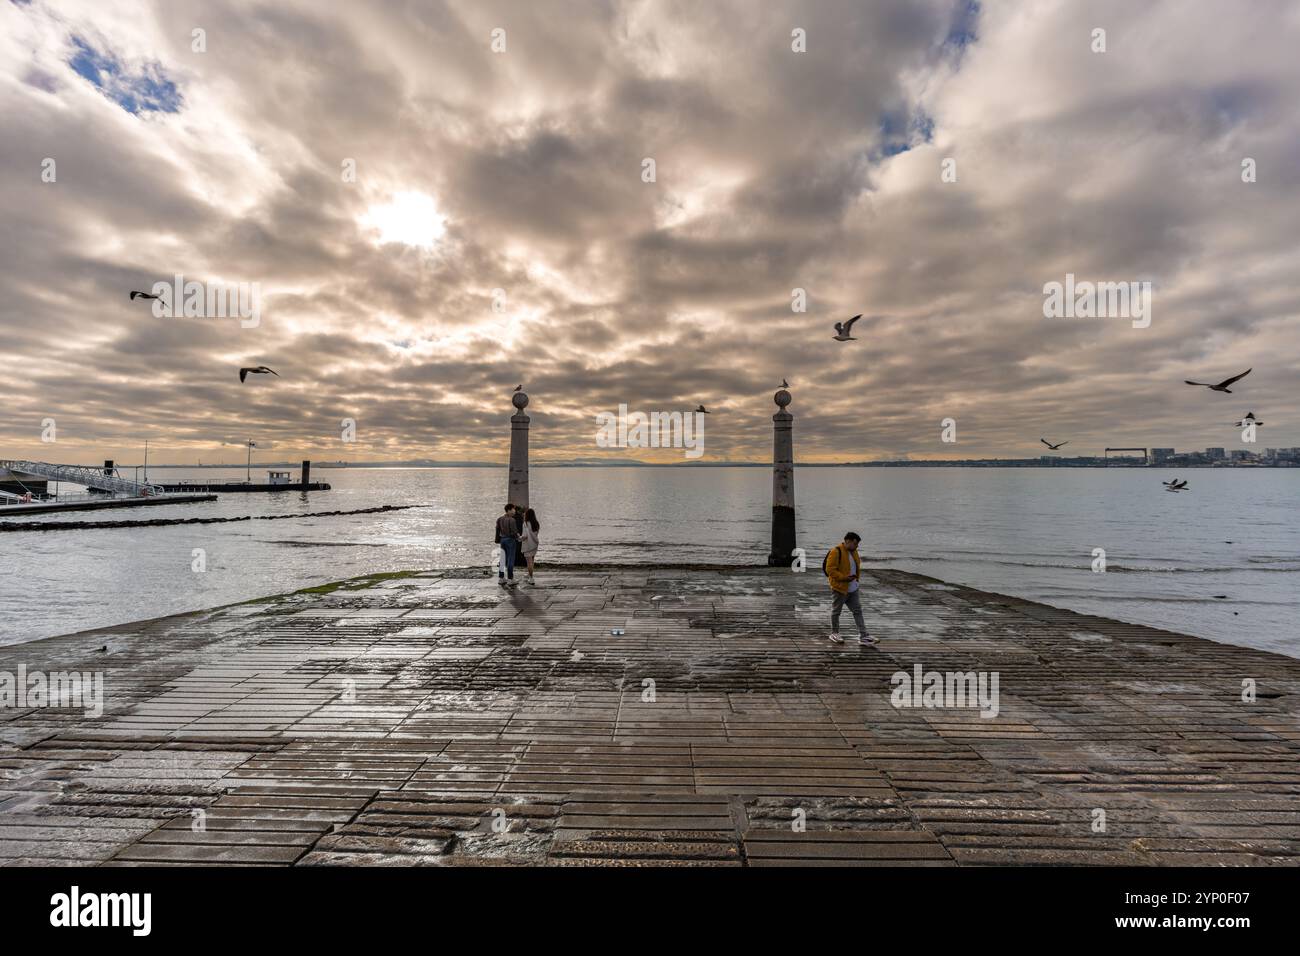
[26,460,1298,470]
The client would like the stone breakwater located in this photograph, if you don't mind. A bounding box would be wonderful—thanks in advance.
[0,503,423,532]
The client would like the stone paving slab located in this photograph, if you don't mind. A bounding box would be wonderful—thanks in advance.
[2,565,1299,866]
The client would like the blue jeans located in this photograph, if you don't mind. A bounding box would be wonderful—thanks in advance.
[831,588,867,636]
[499,537,517,579]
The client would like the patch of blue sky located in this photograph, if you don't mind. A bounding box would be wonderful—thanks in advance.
[943,0,980,55]
[1206,83,1255,125]
[68,35,181,114]
[874,108,935,159]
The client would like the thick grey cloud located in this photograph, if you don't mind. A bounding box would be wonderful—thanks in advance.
[1,0,1297,467]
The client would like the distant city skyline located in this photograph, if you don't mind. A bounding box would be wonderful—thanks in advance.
[22,443,1297,471]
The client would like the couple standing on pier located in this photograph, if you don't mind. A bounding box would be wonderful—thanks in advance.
[495,503,540,587]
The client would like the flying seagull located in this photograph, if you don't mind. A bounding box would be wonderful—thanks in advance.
[1040,439,1069,451]
[1185,368,1251,393]
[695,404,710,414]
[832,315,862,341]
[1163,479,1189,492]
[239,366,279,383]
[129,290,159,300]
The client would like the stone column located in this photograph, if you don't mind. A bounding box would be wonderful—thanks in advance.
[508,390,530,510]
[767,388,796,566]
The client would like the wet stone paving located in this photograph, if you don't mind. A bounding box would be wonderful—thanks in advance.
[2,566,1299,866]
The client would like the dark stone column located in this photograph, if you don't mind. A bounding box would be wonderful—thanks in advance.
[767,388,796,566]
[509,391,530,510]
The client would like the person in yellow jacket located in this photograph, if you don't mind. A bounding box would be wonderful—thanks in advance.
[824,531,877,646]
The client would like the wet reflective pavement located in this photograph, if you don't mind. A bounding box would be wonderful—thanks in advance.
[2,566,1299,866]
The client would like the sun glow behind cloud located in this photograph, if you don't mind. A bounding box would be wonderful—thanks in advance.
[360,191,447,249]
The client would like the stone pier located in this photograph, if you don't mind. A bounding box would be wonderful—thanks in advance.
[767,387,796,566]
[508,390,530,510]
[3,565,1298,867]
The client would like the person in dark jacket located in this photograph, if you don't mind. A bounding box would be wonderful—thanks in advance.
[509,504,528,579]
[495,504,521,587]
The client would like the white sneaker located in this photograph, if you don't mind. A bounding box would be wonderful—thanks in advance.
[828,633,844,644]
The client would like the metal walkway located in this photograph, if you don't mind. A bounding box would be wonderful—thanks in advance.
[0,460,164,497]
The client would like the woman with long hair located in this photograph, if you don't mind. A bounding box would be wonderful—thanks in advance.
[520,507,540,585]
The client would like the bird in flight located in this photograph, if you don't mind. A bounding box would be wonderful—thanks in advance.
[129,290,159,300]
[832,315,862,341]
[1163,479,1189,492]
[695,404,710,414]
[1040,439,1069,451]
[239,366,279,383]
[1185,368,1251,393]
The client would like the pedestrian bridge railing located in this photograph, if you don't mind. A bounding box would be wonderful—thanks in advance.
[0,460,165,497]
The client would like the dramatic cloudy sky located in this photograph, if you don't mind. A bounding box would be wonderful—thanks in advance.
[2,0,1298,464]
